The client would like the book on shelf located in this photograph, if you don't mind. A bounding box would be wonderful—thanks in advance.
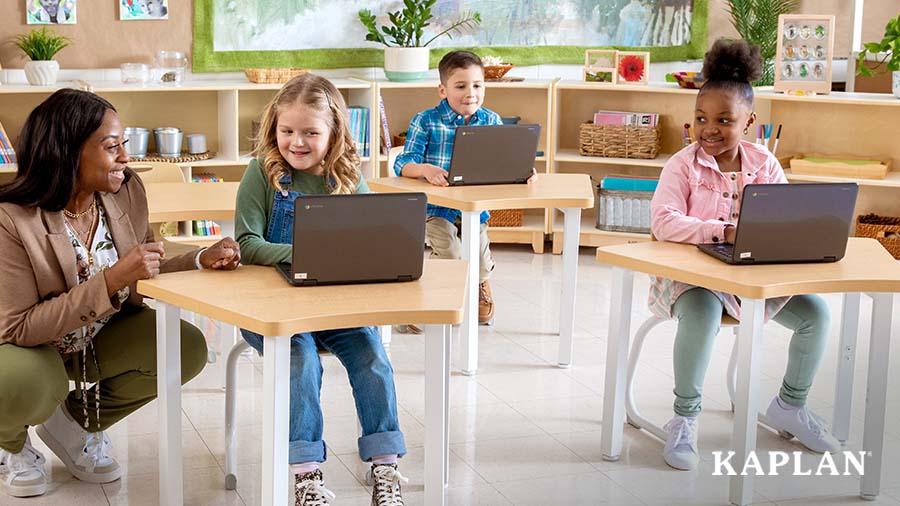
[0,121,16,163]
[593,110,658,127]
[348,106,370,157]
[192,220,220,237]
[191,173,223,182]
[379,94,391,155]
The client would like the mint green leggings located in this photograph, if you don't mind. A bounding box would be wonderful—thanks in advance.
[672,288,830,417]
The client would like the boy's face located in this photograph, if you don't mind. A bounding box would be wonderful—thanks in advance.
[438,65,485,120]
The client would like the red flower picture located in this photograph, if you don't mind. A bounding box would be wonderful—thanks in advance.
[618,55,645,82]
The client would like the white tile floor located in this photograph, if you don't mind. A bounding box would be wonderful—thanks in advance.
[10,245,900,506]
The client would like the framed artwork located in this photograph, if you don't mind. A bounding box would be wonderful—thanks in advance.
[616,51,650,85]
[774,14,835,95]
[584,49,618,83]
[120,0,169,20]
[192,0,710,72]
[26,0,76,24]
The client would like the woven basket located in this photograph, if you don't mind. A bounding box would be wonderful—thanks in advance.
[856,214,900,259]
[487,209,523,227]
[579,122,660,159]
[244,68,309,84]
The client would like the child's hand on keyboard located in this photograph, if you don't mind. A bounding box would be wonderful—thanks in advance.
[725,224,736,244]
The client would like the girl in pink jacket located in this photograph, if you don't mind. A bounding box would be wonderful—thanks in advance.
[649,39,838,471]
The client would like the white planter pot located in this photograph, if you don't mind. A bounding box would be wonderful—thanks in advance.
[893,71,900,99]
[24,60,60,86]
[384,47,430,82]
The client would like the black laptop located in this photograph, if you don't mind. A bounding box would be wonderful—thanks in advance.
[697,183,858,264]
[276,193,427,286]
[447,124,541,186]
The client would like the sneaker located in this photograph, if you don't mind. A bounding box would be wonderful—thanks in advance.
[392,324,423,335]
[370,463,408,506]
[0,436,47,497]
[478,281,494,325]
[35,405,121,483]
[295,469,335,505]
[765,396,840,453]
[663,415,699,470]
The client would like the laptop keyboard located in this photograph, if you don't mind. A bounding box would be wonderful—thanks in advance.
[713,243,734,259]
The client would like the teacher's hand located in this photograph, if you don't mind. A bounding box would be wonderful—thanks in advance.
[105,242,165,295]
[200,237,241,270]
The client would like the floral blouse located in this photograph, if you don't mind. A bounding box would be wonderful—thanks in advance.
[54,206,130,354]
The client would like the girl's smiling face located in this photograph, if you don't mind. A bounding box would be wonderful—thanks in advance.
[694,87,756,163]
[276,100,332,176]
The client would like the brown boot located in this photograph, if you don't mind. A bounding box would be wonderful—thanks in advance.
[478,281,494,324]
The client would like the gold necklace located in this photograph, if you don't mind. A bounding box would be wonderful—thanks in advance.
[64,198,97,219]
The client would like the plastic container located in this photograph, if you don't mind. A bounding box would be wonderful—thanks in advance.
[120,63,151,85]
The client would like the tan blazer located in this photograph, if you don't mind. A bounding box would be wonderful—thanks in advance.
[0,169,198,347]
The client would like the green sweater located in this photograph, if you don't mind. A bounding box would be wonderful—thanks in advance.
[235,158,370,265]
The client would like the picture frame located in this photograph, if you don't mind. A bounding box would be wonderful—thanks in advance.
[615,51,650,85]
[774,14,835,95]
[583,49,618,84]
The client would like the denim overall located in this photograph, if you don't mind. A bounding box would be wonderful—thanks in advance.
[240,172,406,464]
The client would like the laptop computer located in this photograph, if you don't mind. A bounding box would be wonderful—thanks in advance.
[447,124,541,186]
[276,193,427,286]
[697,183,858,264]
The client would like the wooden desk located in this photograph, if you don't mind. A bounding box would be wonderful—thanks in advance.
[138,260,467,506]
[596,238,900,505]
[369,174,594,374]
[145,182,239,223]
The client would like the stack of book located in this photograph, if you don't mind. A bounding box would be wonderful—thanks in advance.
[0,121,16,163]
[191,173,223,236]
[348,106,370,157]
[593,110,659,127]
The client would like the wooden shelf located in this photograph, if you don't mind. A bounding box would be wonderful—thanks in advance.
[488,213,547,253]
[555,149,670,167]
[785,170,900,188]
[0,164,16,174]
[551,214,650,254]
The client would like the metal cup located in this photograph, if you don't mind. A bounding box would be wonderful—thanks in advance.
[153,127,183,158]
[186,134,207,155]
[124,127,149,158]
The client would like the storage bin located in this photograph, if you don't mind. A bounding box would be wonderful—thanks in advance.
[487,209,523,227]
[595,187,653,234]
[856,213,900,259]
[579,122,660,159]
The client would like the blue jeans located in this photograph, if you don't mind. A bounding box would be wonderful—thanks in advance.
[241,327,406,464]
[239,171,406,463]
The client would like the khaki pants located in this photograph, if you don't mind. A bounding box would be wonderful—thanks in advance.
[425,216,495,282]
[0,305,207,453]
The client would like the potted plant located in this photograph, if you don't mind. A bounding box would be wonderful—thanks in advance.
[856,13,900,99]
[13,27,71,86]
[359,0,481,82]
[726,0,800,86]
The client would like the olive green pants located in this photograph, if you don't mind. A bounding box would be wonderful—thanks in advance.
[0,305,207,453]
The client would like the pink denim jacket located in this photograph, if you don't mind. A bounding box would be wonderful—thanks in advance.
[648,141,789,320]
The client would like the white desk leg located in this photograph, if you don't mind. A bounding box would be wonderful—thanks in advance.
[425,324,451,506]
[833,292,860,443]
[601,267,633,460]
[156,302,183,506]
[730,298,764,506]
[557,207,581,368]
[380,325,392,348]
[220,324,238,390]
[459,210,480,375]
[860,293,893,500]
[262,335,291,506]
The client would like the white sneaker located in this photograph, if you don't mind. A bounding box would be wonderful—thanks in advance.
[765,396,840,453]
[370,463,408,506]
[294,469,336,506]
[663,415,699,470]
[35,405,121,483]
[0,436,47,497]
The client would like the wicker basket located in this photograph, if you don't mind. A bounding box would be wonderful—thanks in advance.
[596,187,653,233]
[579,122,660,159]
[487,208,523,227]
[484,64,514,80]
[856,214,900,259]
[244,68,309,84]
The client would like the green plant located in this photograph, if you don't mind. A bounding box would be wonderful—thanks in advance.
[13,27,71,61]
[726,0,800,86]
[856,13,900,76]
[358,0,481,47]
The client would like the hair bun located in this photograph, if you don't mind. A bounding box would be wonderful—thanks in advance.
[702,39,763,84]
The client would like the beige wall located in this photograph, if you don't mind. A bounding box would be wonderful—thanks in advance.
[0,1,896,70]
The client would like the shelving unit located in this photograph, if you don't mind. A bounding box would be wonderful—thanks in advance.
[550,80,900,251]
[374,78,556,253]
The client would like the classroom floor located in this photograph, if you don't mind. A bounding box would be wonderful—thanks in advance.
[11,245,900,506]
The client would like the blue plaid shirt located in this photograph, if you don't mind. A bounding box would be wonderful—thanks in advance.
[393,99,502,224]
